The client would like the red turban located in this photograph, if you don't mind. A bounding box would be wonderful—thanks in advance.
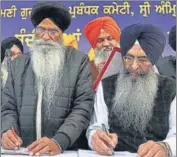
[84,16,121,48]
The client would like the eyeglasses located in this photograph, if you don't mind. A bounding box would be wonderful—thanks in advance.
[123,55,150,66]
[35,26,60,38]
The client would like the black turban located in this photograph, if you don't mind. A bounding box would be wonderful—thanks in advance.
[169,25,176,51]
[1,37,23,62]
[31,2,71,32]
[120,23,166,65]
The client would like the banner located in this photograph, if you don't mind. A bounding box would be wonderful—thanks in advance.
[1,1,176,56]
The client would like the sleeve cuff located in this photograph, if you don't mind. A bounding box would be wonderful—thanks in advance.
[1,124,19,137]
[88,130,97,150]
[163,137,176,157]
[51,138,63,153]
[52,133,71,151]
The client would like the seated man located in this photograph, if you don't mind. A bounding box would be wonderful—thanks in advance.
[1,2,94,156]
[87,23,176,157]
[1,37,23,88]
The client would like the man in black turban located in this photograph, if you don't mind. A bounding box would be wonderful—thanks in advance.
[1,37,23,88]
[1,2,94,156]
[87,23,176,157]
[1,37,23,62]
[156,25,176,79]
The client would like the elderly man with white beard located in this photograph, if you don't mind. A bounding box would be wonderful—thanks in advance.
[1,2,94,156]
[87,23,176,157]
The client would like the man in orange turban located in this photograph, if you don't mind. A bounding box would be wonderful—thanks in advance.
[84,16,121,84]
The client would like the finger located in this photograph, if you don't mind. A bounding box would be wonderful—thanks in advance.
[138,141,155,156]
[30,142,47,155]
[27,140,39,151]
[145,144,162,157]
[2,139,14,150]
[16,136,23,146]
[49,151,59,156]
[109,133,118,148]
[49,148,61,156]
[153,149,166,157]
[138,143,145,154]
[9,130,22,145]
[3,142,12,150]
[92,141,109,155]
[6,131,19,146]
[3,133,18,149]
[92,135,108,155]
[34,145,50,156]
[94,136,113,155]
[97,131,114,147]
[2,135,18,149]
[2,142,9,149]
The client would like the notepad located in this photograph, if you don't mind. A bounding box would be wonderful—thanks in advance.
[78,149,137,157]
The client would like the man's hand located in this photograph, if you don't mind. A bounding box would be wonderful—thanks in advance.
[2,129,23,150]
[27,137,61,156]
[138,140,168,157]
[91,130,118,155]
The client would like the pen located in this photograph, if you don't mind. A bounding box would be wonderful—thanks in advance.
[102,123,114,155]
[11,126,20,149]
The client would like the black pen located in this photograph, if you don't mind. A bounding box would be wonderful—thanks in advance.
[102,123,114,155]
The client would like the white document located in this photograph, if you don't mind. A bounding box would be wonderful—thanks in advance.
[1,147,78,157]
[1,147,29,155]
[55,151,78,157]
[78,149,137,157]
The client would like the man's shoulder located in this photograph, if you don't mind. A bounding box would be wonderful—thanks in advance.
[158,74,176,88]
[65,46,88,64]
[13,52,31,68]
[157,55,175,65]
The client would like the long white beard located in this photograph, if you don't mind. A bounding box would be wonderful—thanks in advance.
[31,39,65,117]
[111,67,158,135]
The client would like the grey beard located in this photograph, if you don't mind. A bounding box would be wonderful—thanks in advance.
[94,47,112,68]
[111,67,158,135]
[31,38,65,118]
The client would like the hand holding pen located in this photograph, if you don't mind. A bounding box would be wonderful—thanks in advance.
[1,126,23,150]
[91,123,118,156]
[102,124,115,155]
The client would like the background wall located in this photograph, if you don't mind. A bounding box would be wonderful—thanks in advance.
[1,1,176,56]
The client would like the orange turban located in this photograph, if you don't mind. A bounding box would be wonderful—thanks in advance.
[84,16,121,48]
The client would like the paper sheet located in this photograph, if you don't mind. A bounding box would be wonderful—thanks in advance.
[1,147,29,155]
[78,149,137,157]
[1,147,78,157]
